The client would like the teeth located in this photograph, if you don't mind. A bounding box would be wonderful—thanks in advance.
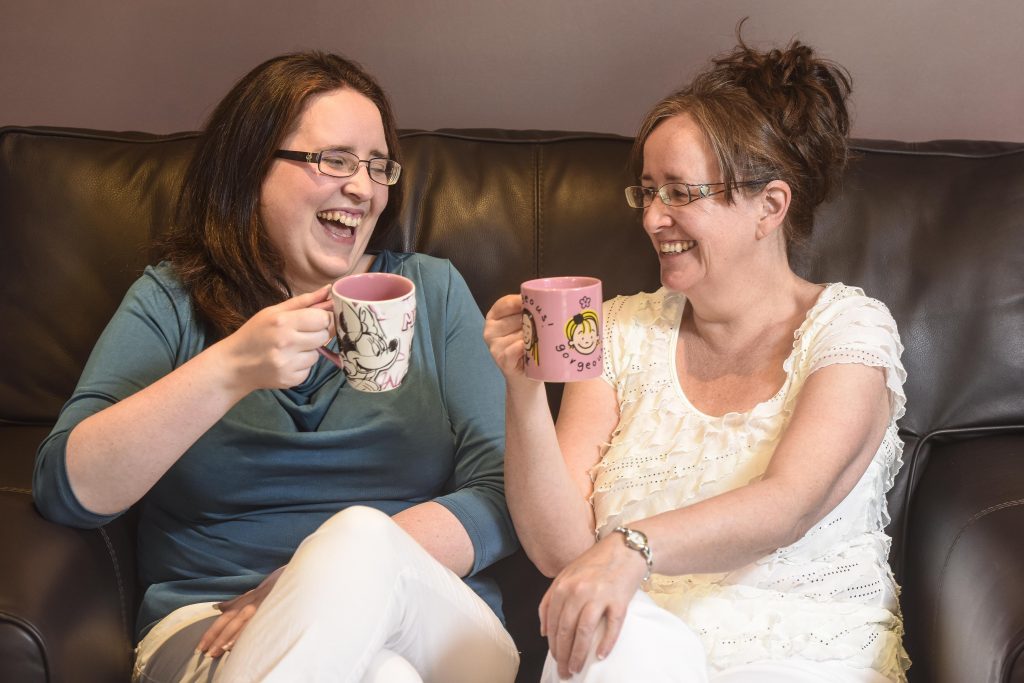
[317,210,362,228]
[660,240,697,254]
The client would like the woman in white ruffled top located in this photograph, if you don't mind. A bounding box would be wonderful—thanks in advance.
[484,35,910,683]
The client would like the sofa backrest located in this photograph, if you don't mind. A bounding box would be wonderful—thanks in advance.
[2,126,1023,574]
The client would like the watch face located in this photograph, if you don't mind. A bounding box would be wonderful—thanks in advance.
[623,529,647,550]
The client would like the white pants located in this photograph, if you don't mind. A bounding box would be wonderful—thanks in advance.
[134,506,519,683]
[540,592,893,683]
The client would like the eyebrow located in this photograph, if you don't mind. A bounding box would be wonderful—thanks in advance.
[640,173,686,183]
[324,144,391,159]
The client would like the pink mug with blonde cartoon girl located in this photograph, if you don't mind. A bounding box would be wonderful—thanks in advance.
[318,273,416,392]
[520,276,602,382]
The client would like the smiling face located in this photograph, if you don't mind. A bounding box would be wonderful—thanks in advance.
[522,312,536,350]
[570,320,599,355]
[260,88,390,294]
[640,113,764,294]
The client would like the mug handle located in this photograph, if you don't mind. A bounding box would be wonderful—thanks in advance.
[317,345,344,369]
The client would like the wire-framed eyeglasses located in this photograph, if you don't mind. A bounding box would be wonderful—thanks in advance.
[274,149,402,186]
[624,179,770,209]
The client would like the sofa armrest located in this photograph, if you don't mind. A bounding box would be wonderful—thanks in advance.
[903,431,1024,683]
[0,426,137,683]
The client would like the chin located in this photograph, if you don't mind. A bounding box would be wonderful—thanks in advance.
[659,268,698,294]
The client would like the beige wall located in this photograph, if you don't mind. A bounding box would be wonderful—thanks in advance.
[2,0,1022,141]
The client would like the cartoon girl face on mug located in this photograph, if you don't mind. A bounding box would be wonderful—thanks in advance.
[565,308,599,355]
[522,308,540,366]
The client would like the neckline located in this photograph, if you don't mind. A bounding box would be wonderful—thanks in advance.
[666,283,836,420]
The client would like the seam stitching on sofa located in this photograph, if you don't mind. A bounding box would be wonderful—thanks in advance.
[0,126,200,144]
[930,497,1024,653]
[6,127,1021,159]
[0,486,30,495]
[99,526,132,652]
[848,144,1024,159]
[398,130,631,145]
[897,424,1024,578]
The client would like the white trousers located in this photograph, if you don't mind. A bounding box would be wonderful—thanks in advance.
[134,506,519,683]
[540,592,893,683]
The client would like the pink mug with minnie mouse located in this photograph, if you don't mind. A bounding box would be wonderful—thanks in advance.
[520,276,603,382]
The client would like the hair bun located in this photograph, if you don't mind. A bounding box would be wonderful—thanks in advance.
[719,38,852,141]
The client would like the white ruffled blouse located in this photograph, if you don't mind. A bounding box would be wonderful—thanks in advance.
[594,283,910,681]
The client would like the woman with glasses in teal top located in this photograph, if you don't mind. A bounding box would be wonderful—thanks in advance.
[485,36,909,682]
[34,52,519,683]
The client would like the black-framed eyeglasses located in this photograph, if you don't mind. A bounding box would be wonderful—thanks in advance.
[624,179,770,209]
[274,149,402,186]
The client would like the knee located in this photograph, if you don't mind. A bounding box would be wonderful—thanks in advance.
[318,505,394,538]
[549,594,708,682]
[295,506,404,569]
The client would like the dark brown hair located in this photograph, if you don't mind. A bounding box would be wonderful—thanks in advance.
[632,33,852,257]
[162,51,403,339]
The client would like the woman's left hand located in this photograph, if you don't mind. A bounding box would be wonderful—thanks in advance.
[540,533,648,678]
[197,566,286,658]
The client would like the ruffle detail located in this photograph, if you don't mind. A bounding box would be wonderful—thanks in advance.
[591,392,790,533]
[593,288,795,533]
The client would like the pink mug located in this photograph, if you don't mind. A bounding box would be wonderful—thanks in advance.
[318,273,417,392]
[521,276,603,382]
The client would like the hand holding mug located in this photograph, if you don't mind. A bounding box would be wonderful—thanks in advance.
[484,294,531,379]
[220,285,335,392]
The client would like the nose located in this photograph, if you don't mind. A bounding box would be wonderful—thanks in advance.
[341,162,374,200]
[642,195,672,234]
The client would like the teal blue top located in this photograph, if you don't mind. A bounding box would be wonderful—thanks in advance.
[33,251,516,640]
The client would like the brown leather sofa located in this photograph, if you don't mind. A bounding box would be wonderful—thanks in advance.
[1,125,1023,683]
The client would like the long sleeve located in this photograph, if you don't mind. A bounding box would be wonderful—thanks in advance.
[32,266,195,528]
[429,262,518,576]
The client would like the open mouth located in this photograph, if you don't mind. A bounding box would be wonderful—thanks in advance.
[317,210,361,238]
[660,240,697,254]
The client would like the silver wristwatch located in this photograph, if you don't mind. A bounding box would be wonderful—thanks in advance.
[613,526,653,582]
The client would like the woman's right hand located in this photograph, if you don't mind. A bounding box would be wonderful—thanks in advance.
[218,284,335,393]
[198,566,286,658]
[483,294,529,380]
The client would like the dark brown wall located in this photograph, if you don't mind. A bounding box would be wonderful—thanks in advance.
[2,1,1022,141]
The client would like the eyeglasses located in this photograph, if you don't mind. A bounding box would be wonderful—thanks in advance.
[624,179,770,209]
[274,149,402,186]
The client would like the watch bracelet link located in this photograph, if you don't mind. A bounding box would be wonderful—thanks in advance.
[612,525,653,582]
